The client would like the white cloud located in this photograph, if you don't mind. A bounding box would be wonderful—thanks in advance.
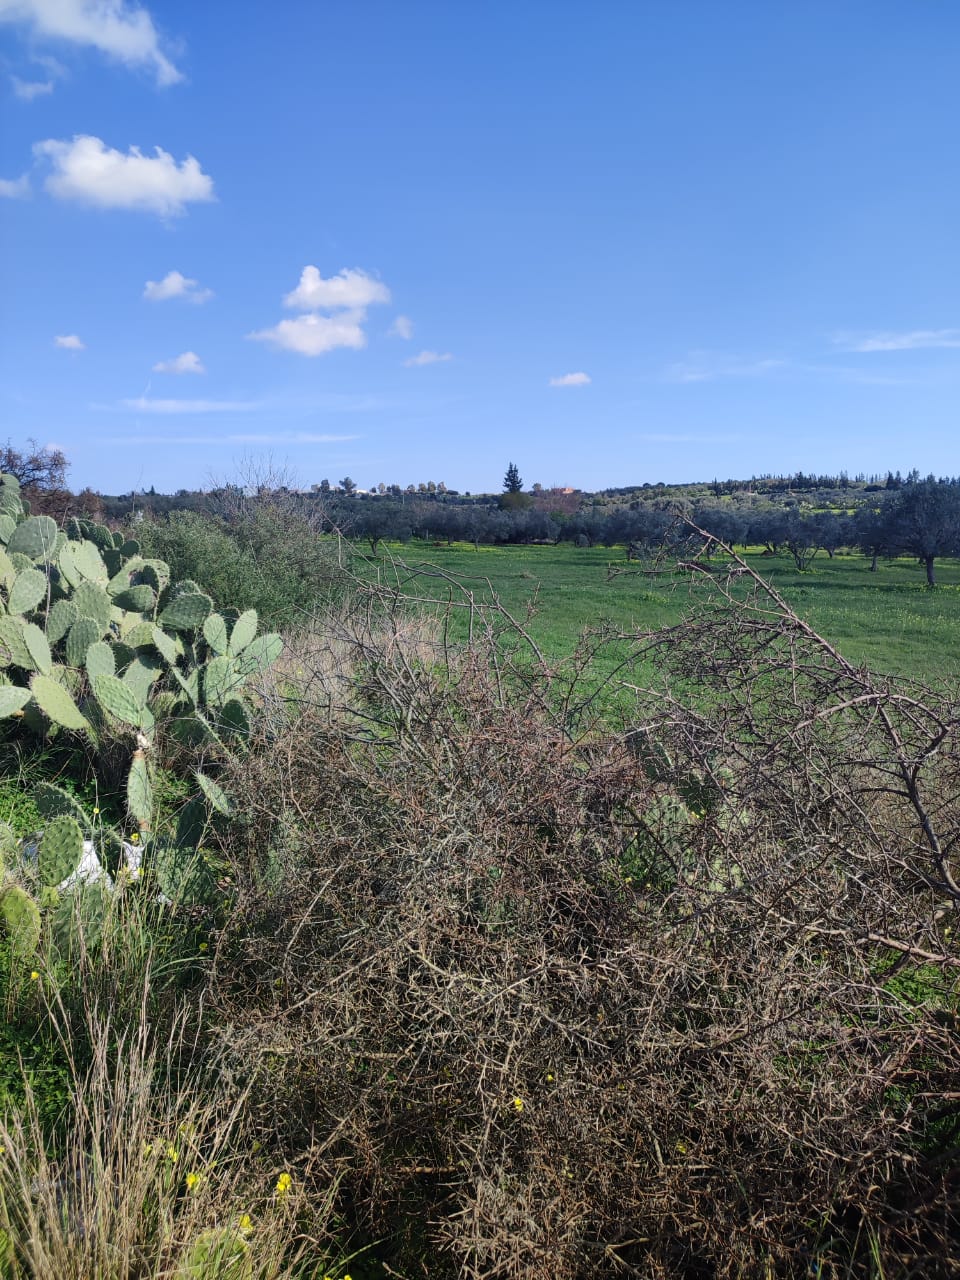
[11,74,54,98]
[0,172,30,197]
[102,431,358,445]
[404,349,452,367]
[35,135,214,216]
[143,269,213,303]
[665,353,784,383]
[253,266,390,358]
[54,333,85,349]
[0,0,182,85]
[249,311,367,357]
[121,397,260,414]
[152,350,204,375]
[834,328,960,352]
[389,314,413,340]
[283,266,391,312]
[549,371,591,387]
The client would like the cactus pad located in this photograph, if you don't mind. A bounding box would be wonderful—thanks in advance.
[218,697,251,739]
[8,567,47,615]
[73,581,113,632]
[0,616,33,669]
[228,609,258,655]
[0,685,31,718]
[0,885,42,959]
[127,751,153,828]
[73,540,107,583]
[56,541,81,588]
[30,673,90,732]
[92,673,143,727]
[123,621,156,648]
[121,654,161,706]
[202,612,229,655]
[203,655,241,707]
[7,515,58,562]
[113,584,156,612]
[65,616,101,668]
[159,592,213,632]
[139,560,170,593]
[39,814,85,886]
[22,622,51,675]
[85,640,116,681]
[150,626,179,664]
[33,782,92,829]
[236,632,282,677]
[46,597,80,645]
[195,770,234,816]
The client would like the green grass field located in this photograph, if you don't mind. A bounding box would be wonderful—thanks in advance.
[367,541,960,682]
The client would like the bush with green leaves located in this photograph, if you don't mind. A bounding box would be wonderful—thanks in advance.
[135,504,346,629]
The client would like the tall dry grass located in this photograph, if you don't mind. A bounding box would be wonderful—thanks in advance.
[0,963,336,1278]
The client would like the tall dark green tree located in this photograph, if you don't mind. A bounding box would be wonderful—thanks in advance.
[503,462,523,493]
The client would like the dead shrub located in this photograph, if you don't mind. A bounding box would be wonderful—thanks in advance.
[208,561,960,1278]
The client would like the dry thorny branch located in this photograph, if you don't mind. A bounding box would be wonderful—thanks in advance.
[208,535,959,1278]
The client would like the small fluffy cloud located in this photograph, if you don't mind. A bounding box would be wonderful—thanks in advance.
[143,270,213,303]
[283,266,390,312]
[0,173,30,198]
[389,314,413,340]
[834,329,960,352]
[0,0,182,86]
[11,74,54,99]
[404,350,452,367]
[152,350,204,375]
[249,312,368,357]
[35,135,214,216]
[54,333,85,349]
[549,371,591,387]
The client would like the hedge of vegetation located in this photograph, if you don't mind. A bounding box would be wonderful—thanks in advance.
[1,473,957,1278]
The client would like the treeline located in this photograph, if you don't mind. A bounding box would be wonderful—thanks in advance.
[325,475,960,584]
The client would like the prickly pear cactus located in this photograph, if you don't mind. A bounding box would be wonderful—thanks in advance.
[0,471,282,892]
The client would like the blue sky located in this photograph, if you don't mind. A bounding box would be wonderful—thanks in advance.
[2,2,960,495]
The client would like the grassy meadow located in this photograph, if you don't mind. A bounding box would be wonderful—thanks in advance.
[369,540,960,680]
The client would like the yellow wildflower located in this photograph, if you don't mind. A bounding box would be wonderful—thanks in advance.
[129,832,140,844]
[545,1073,554,1082]
[198,941,208,953]
[30,970,39,981]
[511,1096,524,1113]
[237,1213,254,1235]
[275,1171,293,1197]
[185,1172,201,1192]
[166,1145,178,1163]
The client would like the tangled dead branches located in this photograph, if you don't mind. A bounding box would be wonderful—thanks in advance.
[208,551,959,1278]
